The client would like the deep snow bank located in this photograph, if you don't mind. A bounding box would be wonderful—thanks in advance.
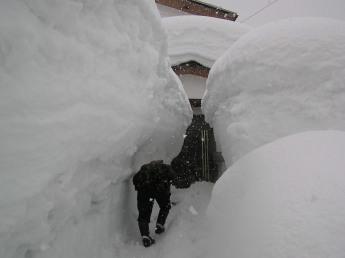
[205,131,345,258]
[0,0,191,257]
[163,16,251,67]
[202,18,345,164]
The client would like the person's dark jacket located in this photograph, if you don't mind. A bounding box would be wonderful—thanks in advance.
[133,160,176,193]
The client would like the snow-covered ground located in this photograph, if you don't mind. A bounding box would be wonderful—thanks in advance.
[205,131,345,258]
[163,16,251,67]
[0,0,191,257]
[112,182,213,258]
[203,18,345,164]
[118,132,345,258]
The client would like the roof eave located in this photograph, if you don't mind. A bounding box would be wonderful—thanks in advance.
[155,0,238,21]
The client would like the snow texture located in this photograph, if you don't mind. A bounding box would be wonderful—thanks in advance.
[163,16,251,67]
[114,182,213,258]
[0,0,191,257]
[203,18,345,164]
[206,131,345,258]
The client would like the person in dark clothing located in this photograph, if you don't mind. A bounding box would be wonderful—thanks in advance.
[133,160,176,247]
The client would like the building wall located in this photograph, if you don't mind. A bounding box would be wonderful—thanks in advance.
[157,3,189,17]
[178,74,206,99]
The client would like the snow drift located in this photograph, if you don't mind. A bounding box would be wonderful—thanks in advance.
[0,0,191,257]
[202,18,345,164]
[205,131,345,258]
[163,16,251,67]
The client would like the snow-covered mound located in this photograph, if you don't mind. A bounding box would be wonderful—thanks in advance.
[163,16,251,67]
[0,0,191,257]
[205,131,345,258]
[202,18,345,163]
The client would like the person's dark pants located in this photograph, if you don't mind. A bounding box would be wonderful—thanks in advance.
[137,190,171,236]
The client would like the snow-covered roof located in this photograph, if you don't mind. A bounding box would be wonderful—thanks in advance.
[163,16,251,67]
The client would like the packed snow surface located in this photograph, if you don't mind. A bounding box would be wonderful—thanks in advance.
[203,18,345,163]
[205,131,345,258]
[163,16,251,67]
[115,182,213,258]
[0,0,191,257]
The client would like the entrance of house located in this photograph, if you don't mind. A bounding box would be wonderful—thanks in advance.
[172,99,224,188]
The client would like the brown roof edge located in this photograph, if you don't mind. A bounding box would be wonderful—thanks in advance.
[156,0,238,21]
[190,0,237,15]
[172,61,210,78]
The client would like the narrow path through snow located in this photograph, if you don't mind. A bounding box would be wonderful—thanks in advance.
[111,182,213,258]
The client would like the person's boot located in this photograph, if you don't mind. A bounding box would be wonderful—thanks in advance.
[155,223,165,234]
[138,222,150,237]
[142,236,155,247]
[139,222,155,247]
[156,207,169,232]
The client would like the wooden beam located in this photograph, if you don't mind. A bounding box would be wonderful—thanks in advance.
[156,0,238,21]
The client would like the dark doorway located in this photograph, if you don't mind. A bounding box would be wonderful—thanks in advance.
[172,99,224,188]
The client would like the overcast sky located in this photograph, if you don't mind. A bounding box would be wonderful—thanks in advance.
[203,0,345,26]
